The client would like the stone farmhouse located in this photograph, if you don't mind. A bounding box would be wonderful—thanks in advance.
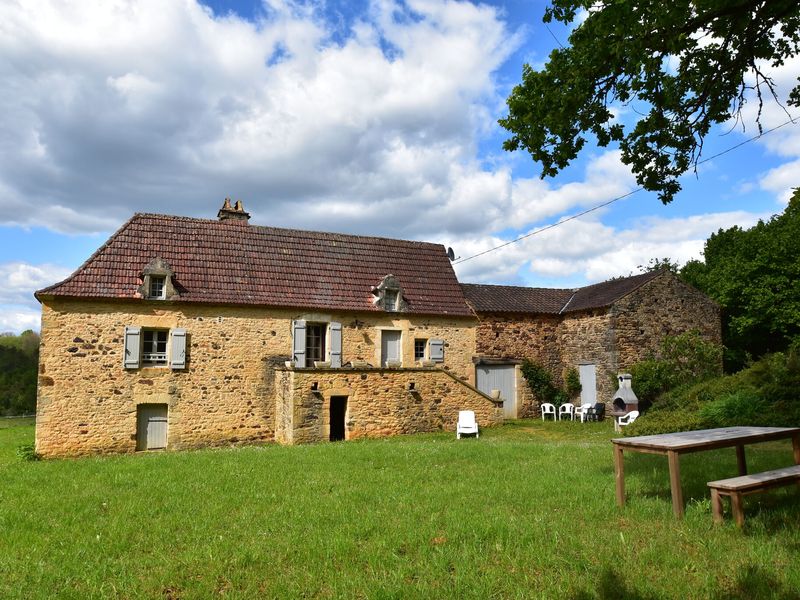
[34,201,720,457]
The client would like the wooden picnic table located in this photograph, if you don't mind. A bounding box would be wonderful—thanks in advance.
[612,426,800,519]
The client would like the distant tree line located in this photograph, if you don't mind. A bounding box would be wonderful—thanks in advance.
[0,330,39,416]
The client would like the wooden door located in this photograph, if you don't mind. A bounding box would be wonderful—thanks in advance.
[381,330,401,366]
[476,364,516,418]
[579,364,597,406]
[136,404,168,450]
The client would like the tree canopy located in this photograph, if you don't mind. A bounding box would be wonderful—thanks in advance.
[681,189,800,370]
[500,0,800,203]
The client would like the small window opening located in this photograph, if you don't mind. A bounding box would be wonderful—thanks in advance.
[149,276,166,299]
[384,289,399,312]
[414,338,427,361]
[142,329,168,365]
[306,323,327,364]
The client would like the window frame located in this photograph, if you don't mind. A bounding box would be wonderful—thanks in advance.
[414,338,428,361]
[141,328,169,366]
[305,323,328,365]
[148,276,166,299]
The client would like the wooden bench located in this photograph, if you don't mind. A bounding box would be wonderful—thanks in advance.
[708,465,800,527]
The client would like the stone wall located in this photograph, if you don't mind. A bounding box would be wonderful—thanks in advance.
[470,272,721,412]
[557,310,617,404]
[36,298,476,457]
[275,367,503,444]
[611,272,722,369]
[473,313,561,417]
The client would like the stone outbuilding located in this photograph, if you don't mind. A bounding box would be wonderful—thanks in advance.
[462,271,721,418]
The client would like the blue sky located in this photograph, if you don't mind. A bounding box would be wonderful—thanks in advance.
[1,0,798,332]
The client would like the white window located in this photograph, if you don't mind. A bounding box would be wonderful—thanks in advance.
[384,289,399,311]
[414,338,427,361]
[142,329,168,366]
[148,276,166,299]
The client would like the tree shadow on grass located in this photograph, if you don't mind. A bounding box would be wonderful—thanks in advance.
[710,564,800,600]
[569,566,659,600]
[569,564,800,600]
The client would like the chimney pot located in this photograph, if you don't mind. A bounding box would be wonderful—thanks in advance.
[217,198,251,223]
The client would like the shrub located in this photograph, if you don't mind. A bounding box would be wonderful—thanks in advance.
[521,360,575,408]
[16,443,40,461]
[628,331,723,407]
[562,367,582,398]
[698,390,770,426]
[624,351,800,435]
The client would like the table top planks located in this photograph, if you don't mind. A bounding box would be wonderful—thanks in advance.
[612,426,800,453]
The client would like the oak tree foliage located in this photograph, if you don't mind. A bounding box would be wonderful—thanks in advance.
[500,0,800,203]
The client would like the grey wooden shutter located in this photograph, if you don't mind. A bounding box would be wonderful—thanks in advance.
[123,326,141,369]
[170,328,187,370]
[329,321,342,368]
[429,339,444,363]
[292,320,306,367]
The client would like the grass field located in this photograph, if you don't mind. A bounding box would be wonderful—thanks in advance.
[1,420,799,599]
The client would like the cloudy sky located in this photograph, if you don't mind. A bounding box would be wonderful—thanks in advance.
[1,0,798,332]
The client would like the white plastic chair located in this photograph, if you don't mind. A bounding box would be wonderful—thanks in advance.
[558,403,575,421]
[540,403,556,421]
[456,410,479,439]
[576,403,593,422]
[615,410,640,432]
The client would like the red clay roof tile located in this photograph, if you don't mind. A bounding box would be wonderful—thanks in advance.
[37,213,474,317]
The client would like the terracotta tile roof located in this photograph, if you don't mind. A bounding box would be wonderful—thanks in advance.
[564,270,662,312]
[461,283,573,314]
[461,270,663,315]
[37,214,474,317]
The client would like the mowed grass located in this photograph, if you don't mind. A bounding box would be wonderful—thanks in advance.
[1,421,799,599]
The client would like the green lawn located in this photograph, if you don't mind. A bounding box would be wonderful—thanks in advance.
[1,420,799,599]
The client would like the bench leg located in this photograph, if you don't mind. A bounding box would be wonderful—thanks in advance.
[730,492,745,528]
[711,489,724,524]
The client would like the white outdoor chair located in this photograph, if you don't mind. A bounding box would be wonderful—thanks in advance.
[540,403,556,421]
[576,403,593,422]
[558,403,575,421]
[615,410,640,432]
[456,410,479,439]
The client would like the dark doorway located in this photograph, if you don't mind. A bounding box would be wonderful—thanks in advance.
[330,396,347,441]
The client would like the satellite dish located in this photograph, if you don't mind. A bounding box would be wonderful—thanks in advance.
[446,247,456,261]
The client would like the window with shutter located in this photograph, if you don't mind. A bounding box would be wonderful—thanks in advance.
[429,339,444,363]
[292,320,307,367]
[329,322,342,368]
[123,326,141,369]
[170,328,187,370]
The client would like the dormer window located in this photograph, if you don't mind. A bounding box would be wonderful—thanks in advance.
[148,276,166,299]
[384,290,399,312]
[372,275,407,313]
[138,257,177,301]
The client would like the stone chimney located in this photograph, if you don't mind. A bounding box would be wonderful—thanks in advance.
[217,198,251,223]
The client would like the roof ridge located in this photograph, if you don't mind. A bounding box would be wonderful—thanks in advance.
[460,282,574,293]
[132,212,446,249]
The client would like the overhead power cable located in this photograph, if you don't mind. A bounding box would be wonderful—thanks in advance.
[453,116,798,265]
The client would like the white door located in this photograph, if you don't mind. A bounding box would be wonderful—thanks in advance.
[476,364,516,418]
[381,330,401,366]
[579,364,597,406]
[137,404,168,450]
